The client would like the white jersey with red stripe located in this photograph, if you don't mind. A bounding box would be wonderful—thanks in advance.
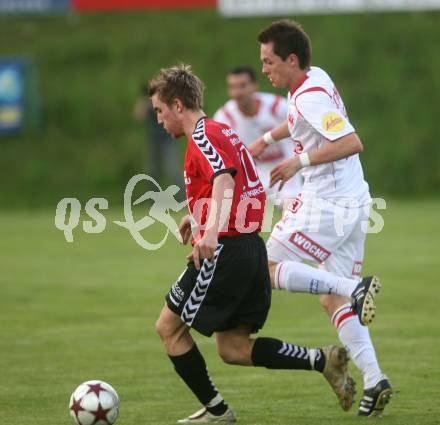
[288,66,371,205]
[214,92,302,200]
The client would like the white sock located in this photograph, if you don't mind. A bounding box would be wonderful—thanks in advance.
[206,393,224,408]
[275,261,358,298]
[332,303,383,389]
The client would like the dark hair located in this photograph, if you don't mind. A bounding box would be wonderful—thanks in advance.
[148,64,204,110]
[228,65,257,83]
[258,19,312,69]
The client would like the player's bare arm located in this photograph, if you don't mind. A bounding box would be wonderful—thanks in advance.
[178,215,192,245]
[308,132,363,165]
[270,132,363,188]
[248,119,289,158]
[190,173,235,270]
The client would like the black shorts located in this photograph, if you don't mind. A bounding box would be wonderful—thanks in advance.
[166,233,271,337]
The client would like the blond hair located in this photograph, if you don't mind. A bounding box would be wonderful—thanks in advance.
[148,64,204,110]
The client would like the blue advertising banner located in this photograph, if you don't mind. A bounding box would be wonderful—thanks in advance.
[0,0,70,14]
[0,60,25,134]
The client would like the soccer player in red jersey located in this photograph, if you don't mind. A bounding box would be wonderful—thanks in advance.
[149,64,355,423]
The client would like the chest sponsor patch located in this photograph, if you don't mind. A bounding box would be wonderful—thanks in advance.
[289,231,331,263]
[322,112,345,132]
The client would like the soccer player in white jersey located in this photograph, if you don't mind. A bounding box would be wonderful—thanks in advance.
[213,66,302,206]
[248,20,392,417]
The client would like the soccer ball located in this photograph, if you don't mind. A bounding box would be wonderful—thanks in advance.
[69,380,119,425]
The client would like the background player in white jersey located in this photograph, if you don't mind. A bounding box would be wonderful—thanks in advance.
[213,65,301,207]
[248,20,392,417]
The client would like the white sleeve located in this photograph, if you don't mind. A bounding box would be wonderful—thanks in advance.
[276,97,288,122]
[296,90,355,141]
[213,108,229,126]
[274,98,292,157]
[279,137,294,158]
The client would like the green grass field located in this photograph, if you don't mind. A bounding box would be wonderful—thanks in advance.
[1,200,439,424]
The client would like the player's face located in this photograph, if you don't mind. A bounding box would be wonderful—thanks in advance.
[260,42,293,89]
[227,73,256,106]
[151,94,184,138]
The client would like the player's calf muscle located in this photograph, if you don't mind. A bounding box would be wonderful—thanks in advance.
[216,328,255,366]
[319,294,350,316]
[216,339,254,366]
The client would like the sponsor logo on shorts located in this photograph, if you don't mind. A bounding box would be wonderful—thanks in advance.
[352,261,363,276]
[289,231,331,262]
[322,112,345,132]
[169,281,185,307]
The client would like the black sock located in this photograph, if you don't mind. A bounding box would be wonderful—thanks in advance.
[251,337,325,372]
[206,400,228,416]
[169,344,227,414]
[313,348,325,373]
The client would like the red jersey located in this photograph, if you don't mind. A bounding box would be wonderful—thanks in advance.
[184,117,266,240]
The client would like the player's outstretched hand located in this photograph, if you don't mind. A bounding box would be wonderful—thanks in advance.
[188,232,218,270]
[270,156,301,190]
[178,214,192,245]
[247,138,267,159]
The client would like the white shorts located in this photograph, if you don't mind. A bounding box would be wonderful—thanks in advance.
[266,196,371,278]
[257,162,303,205]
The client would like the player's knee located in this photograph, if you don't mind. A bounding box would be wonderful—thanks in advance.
[155,315,176,343]
[218,349,236,365]
[156,318,187,356]
[155,316,167,340]
[217,339,252,366]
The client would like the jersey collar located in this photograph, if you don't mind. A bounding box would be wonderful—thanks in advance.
[193,115,208,133]
[195,115,207,126]
[289,72,309,96]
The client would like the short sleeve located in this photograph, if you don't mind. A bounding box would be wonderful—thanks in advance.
[191,131,237,184]
[296,90,355,141]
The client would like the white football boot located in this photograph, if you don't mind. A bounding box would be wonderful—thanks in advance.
[177,406,236,423]
[322,345,356,411]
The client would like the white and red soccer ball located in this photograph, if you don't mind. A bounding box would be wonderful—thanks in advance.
[69,380,119,425]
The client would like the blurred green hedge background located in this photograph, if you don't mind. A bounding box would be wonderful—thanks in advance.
[0,10,439,207]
